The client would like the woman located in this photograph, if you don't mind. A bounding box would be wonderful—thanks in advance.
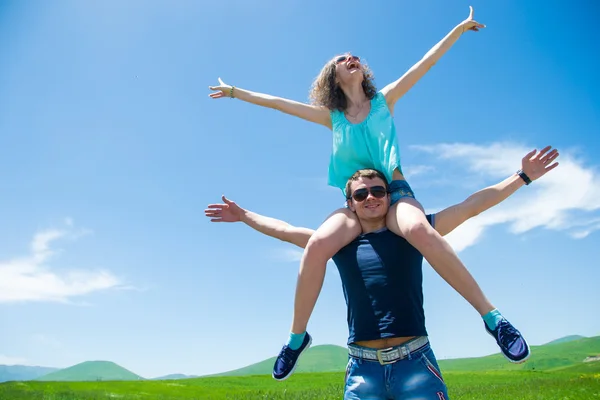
[209,6,529,381]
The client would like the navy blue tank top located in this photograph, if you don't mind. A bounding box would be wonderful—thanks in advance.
[332,214,434,344]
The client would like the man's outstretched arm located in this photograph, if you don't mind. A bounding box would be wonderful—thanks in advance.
[434,146,559,236]
[205,147,559,245]
[204,195,315,248]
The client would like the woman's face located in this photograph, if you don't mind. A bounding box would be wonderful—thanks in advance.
[334,54,364,86]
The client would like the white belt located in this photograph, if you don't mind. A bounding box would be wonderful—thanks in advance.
[348,336,429,365]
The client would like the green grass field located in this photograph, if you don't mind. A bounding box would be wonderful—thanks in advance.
[438,336,600,372]
[2,337,599,399]
[1,364,599,400]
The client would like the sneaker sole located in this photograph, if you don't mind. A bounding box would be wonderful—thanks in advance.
[486,329,531,364]
[272,336,313,381]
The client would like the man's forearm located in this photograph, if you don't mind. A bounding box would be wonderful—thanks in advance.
[240,210,313,248]
[461,173,525,218]
[240,209,293,240]
[434,173,526,237]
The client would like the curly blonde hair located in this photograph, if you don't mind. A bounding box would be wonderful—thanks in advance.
[309,54,378,112]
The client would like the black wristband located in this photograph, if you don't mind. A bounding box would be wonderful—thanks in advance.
[517,169,532,185]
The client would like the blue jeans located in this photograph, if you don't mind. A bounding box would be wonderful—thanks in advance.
[344,343,449,399]
[389,180,415,206]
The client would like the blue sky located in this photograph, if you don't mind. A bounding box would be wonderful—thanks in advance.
[1,0,599,379]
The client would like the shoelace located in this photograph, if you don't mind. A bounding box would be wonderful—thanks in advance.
[278,346,297,365]
[497,320,520,349]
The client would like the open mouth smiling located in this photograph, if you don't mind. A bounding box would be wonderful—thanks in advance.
[347,61,360,71]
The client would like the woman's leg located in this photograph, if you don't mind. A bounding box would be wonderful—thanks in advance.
[291,207,361,334]
[273,207,362,380]
[386,196,494,316]
[386,190,530,363]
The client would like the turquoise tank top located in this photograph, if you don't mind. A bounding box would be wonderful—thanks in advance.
[328,91,402,195]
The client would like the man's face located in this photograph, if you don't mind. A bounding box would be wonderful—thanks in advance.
[347,177,390,222]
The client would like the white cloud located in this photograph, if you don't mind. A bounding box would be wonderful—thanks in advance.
[570,218,600,239]
[413,142,600,252]
[0,355,28,366]
[270,248,304,263]
[0,221,124,304]
[403,165,436,179]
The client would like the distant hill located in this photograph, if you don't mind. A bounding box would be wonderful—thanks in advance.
[438,336,600,372]
[550,358,600,374]
[0,365,59,383]
[151,374,198,380]
[35,361,142,382]
[204,336,600,377]
[545,335,586,345]
[207,345,348,377]
[9,335,598,382]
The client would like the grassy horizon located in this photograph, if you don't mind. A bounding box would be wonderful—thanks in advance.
[1,365,599,400]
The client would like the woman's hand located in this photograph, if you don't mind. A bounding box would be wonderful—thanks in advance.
[208,77,234,99]
[459,6,486,33]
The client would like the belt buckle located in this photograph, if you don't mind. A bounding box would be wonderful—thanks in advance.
[376,347,395,365]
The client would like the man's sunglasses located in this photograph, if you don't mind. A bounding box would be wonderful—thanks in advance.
[348,186,388,202]
[335,55,360,64]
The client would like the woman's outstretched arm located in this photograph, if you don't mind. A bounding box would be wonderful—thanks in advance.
[209,78,332,129]
[381,6,485,113]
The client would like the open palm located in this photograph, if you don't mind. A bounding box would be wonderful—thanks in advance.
[204,195,243,222]
[521,146,559,181]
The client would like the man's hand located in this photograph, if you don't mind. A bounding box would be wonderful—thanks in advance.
[204,195,244,222]
[521,146,560,182]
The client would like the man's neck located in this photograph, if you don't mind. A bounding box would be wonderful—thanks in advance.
[360,220,386,234]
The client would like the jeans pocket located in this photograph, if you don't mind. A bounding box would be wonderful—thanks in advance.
[420,351,445,385]
[345,357,354,384]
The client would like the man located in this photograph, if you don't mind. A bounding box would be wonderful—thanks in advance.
[205,147,558,399]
